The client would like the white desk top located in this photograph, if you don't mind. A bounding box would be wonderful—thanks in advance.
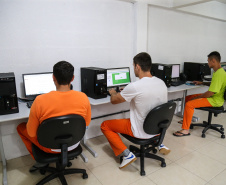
[0,84,203,121]
[88,96,111,105]
[167,84,202,93]
[88,84,203,105]
[0,103,29,123]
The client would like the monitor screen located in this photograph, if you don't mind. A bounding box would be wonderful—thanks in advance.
[107,67,131,87]
[171,64,180,78]
[23,72,56,98]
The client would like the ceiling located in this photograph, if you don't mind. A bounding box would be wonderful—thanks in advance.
[136,0,226,22]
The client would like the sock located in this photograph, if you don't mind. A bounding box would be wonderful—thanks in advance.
[122,149,130,157]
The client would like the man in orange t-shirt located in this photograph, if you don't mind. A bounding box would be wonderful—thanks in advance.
[17,61,91,171]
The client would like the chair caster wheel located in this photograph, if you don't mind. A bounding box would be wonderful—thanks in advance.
[221,135,225,139]
[152,149,157,154]
[220,127,224,131]
[140,171,146,176]
[39,169,46,175]
[161,162,166,167]
[83,173,88,179]
[67,162,72,167]
[201,134,206,138]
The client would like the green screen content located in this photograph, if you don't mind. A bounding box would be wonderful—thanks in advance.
[112,72,130,85]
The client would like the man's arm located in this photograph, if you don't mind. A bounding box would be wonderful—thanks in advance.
[109,89,126,104]
[191,91,214,100]
[85,99,91,126]
[27,100,40,137]
[193,81,211,86]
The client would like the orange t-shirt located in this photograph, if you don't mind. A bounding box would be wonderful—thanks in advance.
[27,90,91,138]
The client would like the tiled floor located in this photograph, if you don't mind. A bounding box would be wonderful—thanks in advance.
[2,109,226,185]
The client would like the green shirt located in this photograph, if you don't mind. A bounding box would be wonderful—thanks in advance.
[207,68,226,107]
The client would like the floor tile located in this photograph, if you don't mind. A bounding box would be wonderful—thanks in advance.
[91,161,142,185]
[147,163,206,185]
[82,144,117,170]
[162,136,194,161]
[7,165,47,185]
[7,154,34,171]
[130,177,156,185]
[175,151,226,181]
[209,169,226,185]
[197,141,226,165]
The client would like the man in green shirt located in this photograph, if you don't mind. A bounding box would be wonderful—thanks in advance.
[174,51,226,137]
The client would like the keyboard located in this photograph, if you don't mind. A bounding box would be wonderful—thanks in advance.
[171,80,185,86]
[27,101,34,108]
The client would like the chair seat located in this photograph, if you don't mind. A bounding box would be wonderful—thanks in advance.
[196,106,224,114]
[121,134,160,145]
[32,144,83,164]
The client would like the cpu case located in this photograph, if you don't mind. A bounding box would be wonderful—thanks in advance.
[81,67,107,99]
[0,72,19,115]
[151,63,172,87]
[184,62,211,81]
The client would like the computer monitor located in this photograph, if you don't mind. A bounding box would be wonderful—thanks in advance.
[22,72,56,99]
[107,67,131,87]
[171,64,180,78]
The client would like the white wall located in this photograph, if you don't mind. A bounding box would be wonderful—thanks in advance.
[148,5,226,99]
[0,0,134,160]
[148,6,226,67]
[0,0,135,97]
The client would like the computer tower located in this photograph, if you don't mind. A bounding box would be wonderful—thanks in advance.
[184,62,211,81]
[0,72,19,115]
[151,63,172,87]
[81,67,107,99]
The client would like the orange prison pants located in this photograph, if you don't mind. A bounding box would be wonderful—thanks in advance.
[101,119,134,156]
[182,94,212,130]
[17,122,59,159]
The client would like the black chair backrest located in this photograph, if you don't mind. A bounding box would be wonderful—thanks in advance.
[143,102,176,135]
[37,114,86,149]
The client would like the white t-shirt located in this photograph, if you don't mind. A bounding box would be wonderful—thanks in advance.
[120,76,167,139]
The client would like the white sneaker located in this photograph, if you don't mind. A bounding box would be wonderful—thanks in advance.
[119,152,137,169]
[158,144,171,155]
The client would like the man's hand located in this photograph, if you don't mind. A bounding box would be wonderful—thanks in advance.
[193,81,203,85]
[109,88,117,96]
[109,88,126,104]
[119,87,125,92]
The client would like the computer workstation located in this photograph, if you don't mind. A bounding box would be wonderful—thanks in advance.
[22,72,56,108]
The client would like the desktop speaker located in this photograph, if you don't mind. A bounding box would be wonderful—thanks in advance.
[0,72,19,115]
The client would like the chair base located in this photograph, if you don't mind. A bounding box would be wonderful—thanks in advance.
[190,121,225,139]
[120,145,166,176]
[33,165,88,185]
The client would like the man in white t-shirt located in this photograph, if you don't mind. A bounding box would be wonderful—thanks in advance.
[101,52,170,169]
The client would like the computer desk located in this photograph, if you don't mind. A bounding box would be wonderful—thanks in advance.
[0,84,202,185]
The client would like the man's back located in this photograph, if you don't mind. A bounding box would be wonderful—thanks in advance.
[27,90,91,138]
[121,76,167,138]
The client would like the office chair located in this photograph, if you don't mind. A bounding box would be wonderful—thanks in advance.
[31,114,88,185]
[120,102,176,176]
[190,89,226,138]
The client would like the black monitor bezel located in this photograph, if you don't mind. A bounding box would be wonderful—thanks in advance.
[106,67,131,88]
[22,72,54,99]
[171,64,180,79]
